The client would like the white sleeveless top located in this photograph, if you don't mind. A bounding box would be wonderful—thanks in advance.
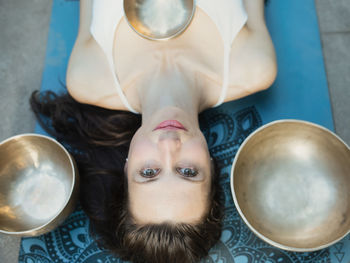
[90,0,248,113]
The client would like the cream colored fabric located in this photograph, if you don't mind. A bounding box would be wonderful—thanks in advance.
[90,0,248,113]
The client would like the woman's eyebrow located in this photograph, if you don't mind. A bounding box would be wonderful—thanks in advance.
[133,176,159,184]
[135,175,204,184]
[180,175,205,183]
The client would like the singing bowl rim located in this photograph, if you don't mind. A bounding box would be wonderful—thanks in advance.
[0,133,78,236]
[123,0,196,41]
[230,119,350,252]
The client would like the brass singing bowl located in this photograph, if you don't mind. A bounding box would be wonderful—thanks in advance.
[0,134,79,236]
[231,120,350,251]
[124,0,195,40]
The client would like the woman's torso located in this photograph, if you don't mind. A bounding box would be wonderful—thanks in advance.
[67,0,249,112]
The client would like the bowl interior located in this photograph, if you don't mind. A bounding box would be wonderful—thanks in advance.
[0,135,74,233]
[232,121,350,250]
[124,0,195,40]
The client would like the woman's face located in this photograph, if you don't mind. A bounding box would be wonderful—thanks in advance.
[126,118,212,224]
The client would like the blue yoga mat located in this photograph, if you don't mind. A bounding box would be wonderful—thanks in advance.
[19,0,350,262]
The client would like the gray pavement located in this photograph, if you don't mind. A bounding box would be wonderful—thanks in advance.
[316,0,350,144]
[0,0,349,262]
[0,0,52,262]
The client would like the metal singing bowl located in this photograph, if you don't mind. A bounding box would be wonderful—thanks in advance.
[124,0,195,40]
[231,120,350,251]
[0,134,79,236]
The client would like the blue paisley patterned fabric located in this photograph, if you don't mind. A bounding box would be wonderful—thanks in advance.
[18,0,349,262]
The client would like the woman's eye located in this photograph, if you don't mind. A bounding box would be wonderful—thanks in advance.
[177,167,198,177]
[139,168,160,178]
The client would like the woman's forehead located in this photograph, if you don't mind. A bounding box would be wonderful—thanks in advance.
[128,176,210,224]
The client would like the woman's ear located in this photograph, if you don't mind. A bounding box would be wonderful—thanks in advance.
[210,157,215,175]
[124,158,128,174]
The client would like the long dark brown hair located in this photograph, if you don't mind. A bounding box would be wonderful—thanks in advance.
[31,91,223,263]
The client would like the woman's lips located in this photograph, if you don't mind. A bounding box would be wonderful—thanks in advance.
[153,120,187,131]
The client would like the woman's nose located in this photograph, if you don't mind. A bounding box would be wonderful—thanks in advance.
[157,132,181,152]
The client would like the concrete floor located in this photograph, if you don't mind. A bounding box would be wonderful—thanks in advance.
[0,0,52,262]
[0,0,349,262]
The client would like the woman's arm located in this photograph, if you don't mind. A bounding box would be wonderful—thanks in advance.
[66,0,95,102]
[66,0,115,106]
[66,0,137,111]
[225,0,277,102]
[245,0,268,32]
[75,0,94,43]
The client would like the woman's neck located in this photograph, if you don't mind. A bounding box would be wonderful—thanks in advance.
[138,62,205,126]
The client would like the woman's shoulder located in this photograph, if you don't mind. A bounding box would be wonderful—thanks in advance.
[66,1,127,110]
[66,39,128,111]
[223,9,277,103]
